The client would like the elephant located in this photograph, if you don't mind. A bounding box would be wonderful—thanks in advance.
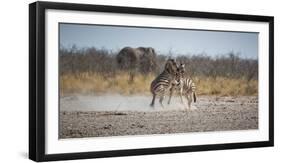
[116,47,157,83]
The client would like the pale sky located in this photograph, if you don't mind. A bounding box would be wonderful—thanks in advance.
[60,23,258,59]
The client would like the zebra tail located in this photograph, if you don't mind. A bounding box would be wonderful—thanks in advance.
[193,92,197,102]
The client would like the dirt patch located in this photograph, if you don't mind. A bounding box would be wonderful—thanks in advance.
[59,96,258,138]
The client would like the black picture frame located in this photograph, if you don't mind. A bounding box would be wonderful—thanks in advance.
[29,1,274,162]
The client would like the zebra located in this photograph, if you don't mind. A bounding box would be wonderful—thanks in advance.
[168,63,197,109]
[150,59,178,108]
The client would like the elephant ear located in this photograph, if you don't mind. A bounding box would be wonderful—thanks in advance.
[135,48,144,59]
[147,47,153,54]
[148,47,156,55]
[137,47,145,53]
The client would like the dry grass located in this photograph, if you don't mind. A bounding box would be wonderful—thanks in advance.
[193,77,258,96]
[60,72,154,95]
[60,72,258,96]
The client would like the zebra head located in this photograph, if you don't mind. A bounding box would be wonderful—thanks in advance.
[164,59,178,75]
[177,63,185,75]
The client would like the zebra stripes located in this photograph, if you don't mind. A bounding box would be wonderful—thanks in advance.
[150,59,178,108]
[168,63,197,109]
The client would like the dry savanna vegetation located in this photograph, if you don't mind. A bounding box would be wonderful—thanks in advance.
[60,73,257,96]
[59,46,258,96]
[59,46,259,138]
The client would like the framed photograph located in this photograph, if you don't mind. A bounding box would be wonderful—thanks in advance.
[29,1,274,162]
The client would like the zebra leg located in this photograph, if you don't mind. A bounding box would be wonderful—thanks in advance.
[180,88,184,104]
[167,87,174,104]
[184,93,190,110]
[150,94,156,107]
[159,96,165,109]
[193,92,197,102]
[181,92,189,110]
[187,94,192,109]
[179,88,188,110]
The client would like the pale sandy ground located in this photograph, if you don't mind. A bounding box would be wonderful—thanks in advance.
[59,95,258,138]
